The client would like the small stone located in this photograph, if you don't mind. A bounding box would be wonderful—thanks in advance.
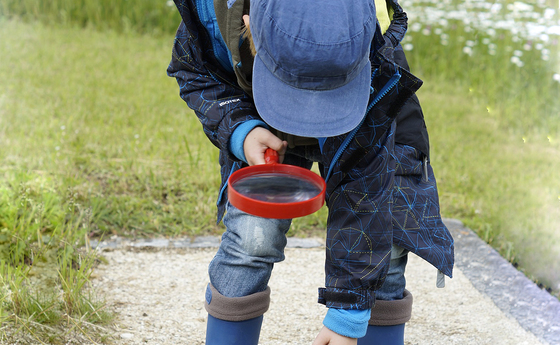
[120,333,134,339]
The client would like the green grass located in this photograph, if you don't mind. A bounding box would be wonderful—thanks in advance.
[0,18,225,236]
[403,20,560,294]
[0,0,180,36]
[419,78,560,291]
[0,178,113,343]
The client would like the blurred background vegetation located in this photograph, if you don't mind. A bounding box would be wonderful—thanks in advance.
[0,0,180,35]
[0,0,559,343]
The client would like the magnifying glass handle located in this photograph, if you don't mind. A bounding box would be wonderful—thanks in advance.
[264,148,279,164]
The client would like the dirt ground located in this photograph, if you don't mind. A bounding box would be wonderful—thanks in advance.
[91,242,550,344]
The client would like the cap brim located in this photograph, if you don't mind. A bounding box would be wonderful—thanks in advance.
[252,54,371,138]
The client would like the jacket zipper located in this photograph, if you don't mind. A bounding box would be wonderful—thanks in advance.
[324,69,402,183]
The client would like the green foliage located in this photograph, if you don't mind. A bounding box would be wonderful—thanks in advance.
[403,20,560,136]
[0,0,180,36]
[0,18,224,238]
[402,19,560,296]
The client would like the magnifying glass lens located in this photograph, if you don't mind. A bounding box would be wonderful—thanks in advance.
[231,173,322,203]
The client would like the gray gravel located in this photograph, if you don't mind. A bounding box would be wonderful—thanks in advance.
[91,219,559,344]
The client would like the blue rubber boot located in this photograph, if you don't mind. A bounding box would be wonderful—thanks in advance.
[358,324,405,345]
[205,314,263,345]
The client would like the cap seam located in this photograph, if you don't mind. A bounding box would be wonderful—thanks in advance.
[257,50,370,90]
[261,6,375,46]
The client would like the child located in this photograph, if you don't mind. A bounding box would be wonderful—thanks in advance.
[167,0,454,344]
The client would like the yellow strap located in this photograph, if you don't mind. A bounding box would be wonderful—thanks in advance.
[375,0,391,34]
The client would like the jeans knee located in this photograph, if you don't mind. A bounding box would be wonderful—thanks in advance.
[238,221,289,258]
[223,203,291,260]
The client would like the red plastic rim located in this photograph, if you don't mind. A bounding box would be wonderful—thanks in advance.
[228,163,326,219]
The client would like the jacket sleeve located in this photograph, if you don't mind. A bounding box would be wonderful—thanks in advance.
[166,2,260,156]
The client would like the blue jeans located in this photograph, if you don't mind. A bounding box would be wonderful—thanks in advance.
[376,245,408,301]
[208,202,292,297]
[208,202,408,301]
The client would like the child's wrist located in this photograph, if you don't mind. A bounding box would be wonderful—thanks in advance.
[323,308,371,339]
[229,120,269,162]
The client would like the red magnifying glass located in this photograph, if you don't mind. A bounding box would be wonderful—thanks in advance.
[228,148,326,219]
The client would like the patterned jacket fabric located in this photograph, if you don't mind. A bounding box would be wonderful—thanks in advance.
[167,0,454,310]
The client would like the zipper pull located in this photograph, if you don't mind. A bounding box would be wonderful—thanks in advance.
[422,155,429,183]
[437,270,445,288]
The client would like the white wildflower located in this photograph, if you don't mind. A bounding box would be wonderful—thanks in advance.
[490,3,502,13]
[510,56,524,67]
[542,49,550,61]
[410,23,422,32]
[509,2,533,12]
[544,9,555,20]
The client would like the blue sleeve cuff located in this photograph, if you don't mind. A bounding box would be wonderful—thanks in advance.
[323,308,371,339]
[228,120,269,163]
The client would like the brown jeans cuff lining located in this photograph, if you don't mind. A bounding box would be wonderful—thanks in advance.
[369,289,413,326]
[204,284,271,322]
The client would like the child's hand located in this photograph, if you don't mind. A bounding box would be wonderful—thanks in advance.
[312,326,358,345]
[243,127,288,165]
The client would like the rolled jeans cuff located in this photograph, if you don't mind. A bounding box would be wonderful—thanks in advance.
[204,283,270,322]
[318,287,375,310]
[368,289,413,326]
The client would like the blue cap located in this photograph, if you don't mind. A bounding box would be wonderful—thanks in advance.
[250,0,376,138]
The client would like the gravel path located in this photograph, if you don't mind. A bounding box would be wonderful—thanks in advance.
[91,220,560,345]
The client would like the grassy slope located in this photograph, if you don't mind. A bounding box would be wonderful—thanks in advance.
[1,19,223,237]
[419,78,560,293]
